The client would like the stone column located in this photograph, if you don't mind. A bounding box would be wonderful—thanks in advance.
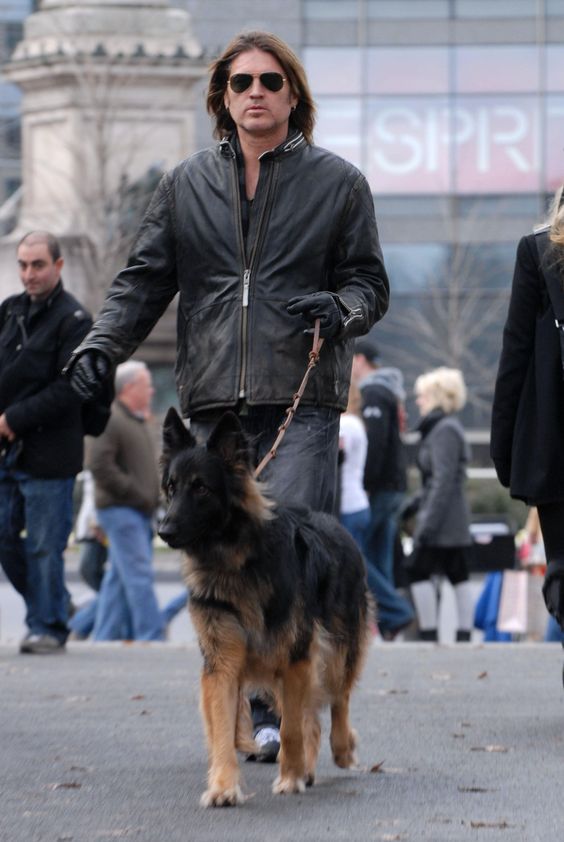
[0,0,205,329]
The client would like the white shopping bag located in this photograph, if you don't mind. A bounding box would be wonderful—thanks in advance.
[497,569,528,634]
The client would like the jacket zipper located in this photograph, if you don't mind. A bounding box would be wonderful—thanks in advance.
[16,314,28,347]
[230,154,276,400]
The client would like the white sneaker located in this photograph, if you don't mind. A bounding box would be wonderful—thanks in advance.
[247,726,280,763]
[20,634,66,654]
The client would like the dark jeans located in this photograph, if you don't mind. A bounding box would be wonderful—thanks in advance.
[191,404,341,514]
[340,507,414,635]
[0,461,74,643]
[365,490,404,585]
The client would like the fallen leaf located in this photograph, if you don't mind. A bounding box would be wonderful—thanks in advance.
[458,786,491,793]
[370,761,385,773]
[50,782,82,790]
[130,694,145,701]
[477,671,488,680]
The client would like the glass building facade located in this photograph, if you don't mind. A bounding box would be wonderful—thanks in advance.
[181,0,564,429]
[4,1,564,428]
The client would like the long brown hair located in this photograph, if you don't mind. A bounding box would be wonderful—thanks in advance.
[207,31,316,144]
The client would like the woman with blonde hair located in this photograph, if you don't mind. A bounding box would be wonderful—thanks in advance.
[491,185,564,643]
[408,367,474,641]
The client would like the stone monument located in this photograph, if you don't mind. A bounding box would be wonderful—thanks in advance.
[0,0,206,362]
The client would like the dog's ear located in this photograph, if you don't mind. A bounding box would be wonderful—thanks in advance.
[162,407,196,457]
[207,411,252,469]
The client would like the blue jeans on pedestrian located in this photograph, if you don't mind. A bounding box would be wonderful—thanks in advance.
[340,508,371,551]
[545,613,564,643]
[366,490,405,585]
[161,589,189,626]
[0,463,74,643]
[340,506,414,636]
[93,507,164,641]
[69,596,100,639]
[191,405,341,514]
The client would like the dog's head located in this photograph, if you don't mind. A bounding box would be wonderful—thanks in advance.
[158,408,270,550]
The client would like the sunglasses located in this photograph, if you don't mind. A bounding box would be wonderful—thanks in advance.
[228,72,286,94]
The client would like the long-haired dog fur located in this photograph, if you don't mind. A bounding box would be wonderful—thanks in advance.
[158,408,373,807]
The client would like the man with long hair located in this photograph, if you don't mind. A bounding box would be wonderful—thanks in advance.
[65,31,390,753]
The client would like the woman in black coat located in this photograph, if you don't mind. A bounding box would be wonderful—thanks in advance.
[409,367,475,642]
[491,186,564,631]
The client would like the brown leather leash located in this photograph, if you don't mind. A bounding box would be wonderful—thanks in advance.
[254,318,324,478]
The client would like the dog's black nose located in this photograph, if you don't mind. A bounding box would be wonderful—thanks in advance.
[158,521,179,549]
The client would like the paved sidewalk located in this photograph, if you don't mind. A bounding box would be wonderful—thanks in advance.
[2,642,563,842]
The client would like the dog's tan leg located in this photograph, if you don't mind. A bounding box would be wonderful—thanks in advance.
[273,660,310,795]
[330,690,358,769]
[234,690,256,755]
[303,710,321,787]
[199,667,245,808]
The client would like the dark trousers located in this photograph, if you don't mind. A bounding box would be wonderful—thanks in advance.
[538,502,564,560]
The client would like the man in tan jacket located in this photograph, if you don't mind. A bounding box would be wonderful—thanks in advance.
[88,361,163,640]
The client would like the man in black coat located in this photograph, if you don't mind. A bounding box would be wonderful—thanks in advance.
[64,31,389,754]
[0,231,92,654]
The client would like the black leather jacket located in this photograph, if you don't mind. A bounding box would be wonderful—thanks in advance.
[0,282,91,478]
[72,132,389,416]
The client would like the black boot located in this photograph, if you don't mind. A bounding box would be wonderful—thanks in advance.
[418,629,438,642]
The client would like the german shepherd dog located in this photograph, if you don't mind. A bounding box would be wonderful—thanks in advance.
[158,408,373,807]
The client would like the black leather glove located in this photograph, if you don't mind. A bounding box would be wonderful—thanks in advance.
[286,292,343,338]
[543,561,564,629]
[64,350,112,401]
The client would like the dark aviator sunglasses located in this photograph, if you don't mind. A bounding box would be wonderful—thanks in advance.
[228,72,286,94]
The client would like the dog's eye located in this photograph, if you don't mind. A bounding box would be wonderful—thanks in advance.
[191,478,209,496]
[166,478,176,498]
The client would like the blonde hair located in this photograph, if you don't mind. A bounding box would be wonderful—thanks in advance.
[548,185,564,251]
[415,367,467,414]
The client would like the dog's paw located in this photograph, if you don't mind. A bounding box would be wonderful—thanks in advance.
[200,784,245,808]
[272,774,306,795]
[332,728,359,769]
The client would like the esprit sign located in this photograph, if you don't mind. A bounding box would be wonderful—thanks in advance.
[317,96,563,194]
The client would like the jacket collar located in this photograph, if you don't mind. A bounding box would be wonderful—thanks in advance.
[417,407,446,437]
[11,280,64,322]
[219,130,306,160]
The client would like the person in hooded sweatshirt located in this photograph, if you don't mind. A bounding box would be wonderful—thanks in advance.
[351,338,414,639]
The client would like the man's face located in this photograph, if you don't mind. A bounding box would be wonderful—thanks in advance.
[223,48,298,143]
[17,241,63,301]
